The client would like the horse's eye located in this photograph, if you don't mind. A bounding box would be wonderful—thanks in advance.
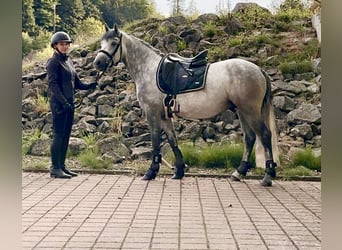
[111,41,116,46]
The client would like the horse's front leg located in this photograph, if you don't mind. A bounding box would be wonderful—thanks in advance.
[142,114,162,180]
[161,119,185,179]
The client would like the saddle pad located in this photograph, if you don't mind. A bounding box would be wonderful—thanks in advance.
[156,55,210,95]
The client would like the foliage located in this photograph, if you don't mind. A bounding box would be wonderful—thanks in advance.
[176,39,187,51]
[75,17,105,44]
[167,0,186,16]
[77,147,112,169]
[22,129,49,155]
[291,148,321,171]
[31,27,51,50]
[279,60,313,75]
[22,32,34,58]
[203,21,216,39]
[57,0,86,35]
[280,165,316,177]
[34,94,50,113]
[33,0,56,32]
[232,3,274,30]
[111,106,126,135]
[22,0,36,35]
[171,142,256,169]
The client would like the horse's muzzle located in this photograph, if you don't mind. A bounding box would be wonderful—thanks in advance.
[93,57,109,72]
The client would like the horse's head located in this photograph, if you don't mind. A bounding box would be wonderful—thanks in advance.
[93,24,122,72]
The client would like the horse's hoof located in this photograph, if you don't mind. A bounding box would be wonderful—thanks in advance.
[261,174,272,187]
[171,174,184,179]
[171,167,184,179]
[230,170,241,182]
[141,170,157,180]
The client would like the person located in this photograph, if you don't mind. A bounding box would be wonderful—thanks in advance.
[46,31,97,178]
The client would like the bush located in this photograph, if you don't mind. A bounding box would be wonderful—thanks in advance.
[292,148,321,171]
[76,17,105,45]
[203,21,216,38]
[22,32,33,58]
[279,60,313,75]
[78,147,112,170]
[32,27,51,51]
[176,142,255,169]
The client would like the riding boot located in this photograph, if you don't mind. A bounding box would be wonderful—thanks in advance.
[50,166,72,178]
[61,166,78,177]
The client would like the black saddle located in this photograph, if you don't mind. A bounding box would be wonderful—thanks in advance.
[156,50,210,96]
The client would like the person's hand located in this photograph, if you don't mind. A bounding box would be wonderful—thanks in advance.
[63,102,74,112]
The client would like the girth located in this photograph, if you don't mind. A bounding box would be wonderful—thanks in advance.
[156,50,210,118]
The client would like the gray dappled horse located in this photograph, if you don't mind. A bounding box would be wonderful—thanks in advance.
[93,25,279,186]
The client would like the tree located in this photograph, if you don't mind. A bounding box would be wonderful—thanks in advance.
[82,0,103,19]
[34,0,56,32]
[22,0,36,35]
[187,0,199,17]
[167,0,185,16]
[57,0,85,35]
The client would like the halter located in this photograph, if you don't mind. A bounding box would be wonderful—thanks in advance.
[98,33,122,71]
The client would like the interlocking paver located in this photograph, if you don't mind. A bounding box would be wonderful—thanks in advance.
[22,172,321,249]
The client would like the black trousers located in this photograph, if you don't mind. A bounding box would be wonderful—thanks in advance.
[50,101,74,169]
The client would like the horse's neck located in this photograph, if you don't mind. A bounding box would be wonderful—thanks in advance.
[121,33,161,82]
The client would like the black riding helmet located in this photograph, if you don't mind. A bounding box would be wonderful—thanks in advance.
[50,31,72,48]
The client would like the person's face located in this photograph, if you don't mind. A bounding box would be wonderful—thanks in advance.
[55,41,70,54]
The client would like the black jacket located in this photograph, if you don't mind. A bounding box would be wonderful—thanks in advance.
[46,52,95,105]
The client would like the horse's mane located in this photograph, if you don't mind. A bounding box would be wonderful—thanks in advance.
[128,32,163,56]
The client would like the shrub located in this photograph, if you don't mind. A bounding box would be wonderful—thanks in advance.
[279,60,313,75]
[31,27,51,51]
[34,95,49,113]
[203,21,216,38]
[176,142,255,169]
[78,147,112,170]
[76,17,105,45]
[292,148,321,171]
[22,32,33,58]
[176,39,187,51]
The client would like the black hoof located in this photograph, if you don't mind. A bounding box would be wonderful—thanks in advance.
[171,167,184,179]
[141,169,157,180]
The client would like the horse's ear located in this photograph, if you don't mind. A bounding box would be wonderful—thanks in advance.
[114,23,119,34]
[105,23,110,32]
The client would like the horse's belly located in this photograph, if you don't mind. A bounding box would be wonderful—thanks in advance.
[176,95,228,119]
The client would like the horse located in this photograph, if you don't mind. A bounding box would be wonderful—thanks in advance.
[93,24,279,186]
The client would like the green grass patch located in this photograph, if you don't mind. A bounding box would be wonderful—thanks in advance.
[171,142,256,170]
[291,148,321,172]
[280,165,316,177]
[279,60,313,75]
[77,148,112,170]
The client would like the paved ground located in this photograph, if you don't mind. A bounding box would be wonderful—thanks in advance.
[22,172,321,250]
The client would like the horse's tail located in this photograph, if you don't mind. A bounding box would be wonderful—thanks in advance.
[255,69,280,168]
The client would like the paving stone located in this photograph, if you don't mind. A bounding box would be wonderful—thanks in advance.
[22,173,321,249]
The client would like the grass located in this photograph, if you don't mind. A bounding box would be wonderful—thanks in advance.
[291,148,321,172]
[77,148,112,170]
[167,142,255,170]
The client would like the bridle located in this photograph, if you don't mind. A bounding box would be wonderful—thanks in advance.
[98,33,122,72]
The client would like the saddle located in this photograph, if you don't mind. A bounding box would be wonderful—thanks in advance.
[156,50,210,118]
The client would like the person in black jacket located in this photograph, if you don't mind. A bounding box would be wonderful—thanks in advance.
[47,31,97,178]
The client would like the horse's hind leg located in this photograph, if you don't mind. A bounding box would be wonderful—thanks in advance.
[251,120,277,186]
[142,115,162,180]
[161,119,185,179]
[231,114,256,182]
